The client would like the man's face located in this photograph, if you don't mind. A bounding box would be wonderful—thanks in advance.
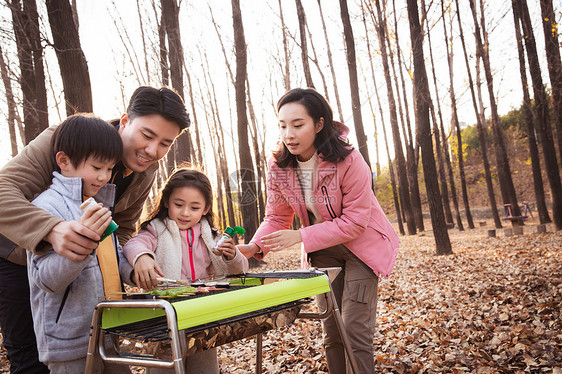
[118,114,181,173]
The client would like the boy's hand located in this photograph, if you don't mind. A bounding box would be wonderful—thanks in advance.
[217,237,236,261]
[133,254,164,290]
[47,221,100,261]
[80,203,112,237]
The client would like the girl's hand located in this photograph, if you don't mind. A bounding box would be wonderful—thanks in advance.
[80,203,111,237]
[261,230,302,252]
[217,237,236,261]
[133,254,164,290]
[237,243,261,259]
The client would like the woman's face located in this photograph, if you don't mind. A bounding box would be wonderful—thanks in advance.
[278,102,323,162]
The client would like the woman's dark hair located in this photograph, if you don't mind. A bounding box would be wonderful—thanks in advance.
[141,168,217,233]
[51,114,123,169]
[273,87,353,168]
[127,86,191,132]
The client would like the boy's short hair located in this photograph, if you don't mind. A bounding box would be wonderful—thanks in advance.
[51,114,123,168]
[127,86,190,132]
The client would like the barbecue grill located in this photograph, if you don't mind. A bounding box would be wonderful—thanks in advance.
[85,268,359,373]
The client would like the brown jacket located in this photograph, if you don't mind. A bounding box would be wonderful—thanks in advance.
[0,125,158,265]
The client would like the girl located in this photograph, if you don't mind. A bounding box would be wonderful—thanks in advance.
[238,88,399,374]
[123,168,248,374]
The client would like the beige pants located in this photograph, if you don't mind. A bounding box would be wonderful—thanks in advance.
[309,245,379,374]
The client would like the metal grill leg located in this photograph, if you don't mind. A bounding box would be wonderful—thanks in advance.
[255,333,263,374]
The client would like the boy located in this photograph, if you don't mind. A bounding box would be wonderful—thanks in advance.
[0,86,189,372]
[27,114,134,373]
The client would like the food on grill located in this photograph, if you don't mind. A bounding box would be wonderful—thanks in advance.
[148,286,196,298]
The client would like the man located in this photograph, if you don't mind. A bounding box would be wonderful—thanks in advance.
[0,86,190,373]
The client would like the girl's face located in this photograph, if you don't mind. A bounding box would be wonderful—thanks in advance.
[278,102,323,162]
[165,186,209,230]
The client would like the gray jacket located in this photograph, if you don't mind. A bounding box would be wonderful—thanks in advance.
[27,172,134,363]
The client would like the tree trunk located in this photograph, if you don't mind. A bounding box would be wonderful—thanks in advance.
[453,0,502,229]
[539,0,562,165]
[511,0,551,225]
[46,0,92,115]
[295,0,314,88]
[278,0,291,91]
[10,0,49,143]
[246,80,266,222]
[185,68,203,167]
[360,3,380,176]
[0,45,19,157]
[468,0,522,225]
[388,0,424,232]
[421,0,453,226]
[339,0,371,171]
[232,0,259,241]
[161,0,190,167]
[369,0,416,235]
[517,0,562,230]
[406,0,451,255]
[156,2,168,86]
[317,0,344,121]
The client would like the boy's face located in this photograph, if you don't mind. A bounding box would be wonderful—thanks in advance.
[118,114,181,173]
[57,153,116,198]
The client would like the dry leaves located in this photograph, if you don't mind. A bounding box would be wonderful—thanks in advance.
[0,222,560,373]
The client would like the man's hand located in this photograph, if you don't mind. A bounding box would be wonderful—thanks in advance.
[133,254,164,290]
[45,221,100,262]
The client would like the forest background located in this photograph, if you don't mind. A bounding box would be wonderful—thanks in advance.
[0,0,561,253]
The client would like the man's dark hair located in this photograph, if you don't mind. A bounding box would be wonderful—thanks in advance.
[274,87,352,169]
[127,86,190,131]
[51,114,123,169]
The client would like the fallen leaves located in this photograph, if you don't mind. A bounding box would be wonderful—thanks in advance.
[0,223,560,373]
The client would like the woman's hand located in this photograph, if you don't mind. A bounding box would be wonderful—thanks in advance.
[132,254,164,290]
[261,230,302,252]
[80,203,111,237]
[217,237,236,261]
[237,243,261,259]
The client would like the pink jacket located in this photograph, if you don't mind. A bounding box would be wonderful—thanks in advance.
[124,221,248,281]
[250,131,399,278]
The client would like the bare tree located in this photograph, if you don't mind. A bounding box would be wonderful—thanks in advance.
[278,0,291,91]
[511,0,551,225]
[339,0,371,171]
[388,0,424,232]
[368,0,416,234]
[0,44,19,157]
[360,3,380,176]
[46,0,92,115]
[162,0,191,168]
[452,0,502,229]
[539,0,562,164]
[316,0,344,121]
[10,0,49,143]
[406,0,451,255]
[295,0,314,88]
[516,0,562,230]
[421,0,455,226]
[468,0,522,224]
[231,0,258,241]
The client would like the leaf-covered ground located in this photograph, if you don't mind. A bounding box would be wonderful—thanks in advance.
[1,221,560,373]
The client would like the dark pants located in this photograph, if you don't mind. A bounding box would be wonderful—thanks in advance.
[0,258,49,373]
[309,245,379,374]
